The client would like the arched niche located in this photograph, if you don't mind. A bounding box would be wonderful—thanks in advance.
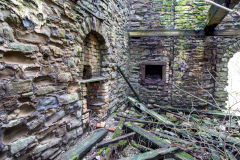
[81,31,108,79]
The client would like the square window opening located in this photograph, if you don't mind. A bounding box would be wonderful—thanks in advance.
[141,62,166,85]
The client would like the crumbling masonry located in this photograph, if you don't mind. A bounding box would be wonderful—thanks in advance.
[0,0,240,159]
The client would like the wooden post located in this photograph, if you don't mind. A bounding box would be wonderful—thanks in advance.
[117,65,142,102]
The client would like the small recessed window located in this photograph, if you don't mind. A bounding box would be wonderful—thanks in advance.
[141,62,166,85]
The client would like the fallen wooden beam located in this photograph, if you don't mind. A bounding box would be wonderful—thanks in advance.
[61,128,108,160]
[125,122,171,148]
[130,140,153,152]
[96,132,136,148]
[153,105,240,118]
[117,66,142,102]
[127,96,174,125]
[153,131,190,145]
[119,147,179,160]
[204,0,240,34]
[115,116,190,129]
[174,151,197,160]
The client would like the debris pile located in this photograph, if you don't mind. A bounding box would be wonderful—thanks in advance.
[64,96,240,160]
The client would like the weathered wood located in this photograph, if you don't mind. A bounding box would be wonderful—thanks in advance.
[96,132,135,148]
[153,131,190,145]
[127,96,174,125]
[125,122,171,148]
[205,0,240,34]
[117,66,142,102]
[104,118,126,160]
[153,105,240,118]
[198,126,240,147]
[130,140,153,152]
[174,151,197,160]
[61,128,108,160]
[119,147,179,160]
[115,116,189,129]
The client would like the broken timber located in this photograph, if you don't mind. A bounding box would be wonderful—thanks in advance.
[61,129,108,160]
[127,96,174,125]
[125,122,171,148]
[119,147,179,160]
[204,0,240,35]
[96,132,135,148]
[117,66,142,102]
[153,105,240,118]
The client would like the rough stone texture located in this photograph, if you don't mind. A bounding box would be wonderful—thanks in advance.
[0,0,130,159]
[129,36,216,107]
[0,0,240,159]
[129,0,210,30]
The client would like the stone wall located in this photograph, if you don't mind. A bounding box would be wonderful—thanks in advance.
[129,0,210,30]
[0,0,130,159]
[129,36,217,107]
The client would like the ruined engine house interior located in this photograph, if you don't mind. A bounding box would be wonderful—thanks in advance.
[1,0,240,159]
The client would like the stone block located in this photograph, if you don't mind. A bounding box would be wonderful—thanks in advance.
[27,115,45,130]
[10,136,36,155]
[35,86,56,96]
[45,110,65,126]
[7,80,32,94]
[57,72,72,83]
[58,93,79,105]
[9,42,39,54]
[37,97,58,111]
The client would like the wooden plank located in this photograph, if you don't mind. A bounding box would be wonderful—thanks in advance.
[153,105,240,118]
[205,0,240,34]
[96,132,135,148]
[153,131,190,145]
[125,122,171,148]
[174,152,197,160]
[198,126,240,147]
[127,97,174,125]
[61,129,108,160]
[119,147,179,160]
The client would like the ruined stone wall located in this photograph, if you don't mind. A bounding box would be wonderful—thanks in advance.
[129,36,217,107]
[0,0,130,159]
[129,0,210,30]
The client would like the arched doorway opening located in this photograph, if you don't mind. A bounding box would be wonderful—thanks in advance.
[226,52,240,112]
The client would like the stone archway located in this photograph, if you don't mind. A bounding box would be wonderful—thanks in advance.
[226,52,240,111]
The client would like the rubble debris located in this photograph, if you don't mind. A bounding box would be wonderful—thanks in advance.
[96,132,135,148]
[65,96,240,160]
[119,147,179,160]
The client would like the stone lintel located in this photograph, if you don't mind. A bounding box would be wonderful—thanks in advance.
[128,29,240,37]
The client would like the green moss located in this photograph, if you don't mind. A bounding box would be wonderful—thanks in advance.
[69,155,79,160]
[97,147,106,155]
[105,147,110,155]
[113,118,125,138]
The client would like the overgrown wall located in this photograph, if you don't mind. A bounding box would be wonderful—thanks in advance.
[128,0,240,108]
[0,0,130,159]
[129,0,210,30]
